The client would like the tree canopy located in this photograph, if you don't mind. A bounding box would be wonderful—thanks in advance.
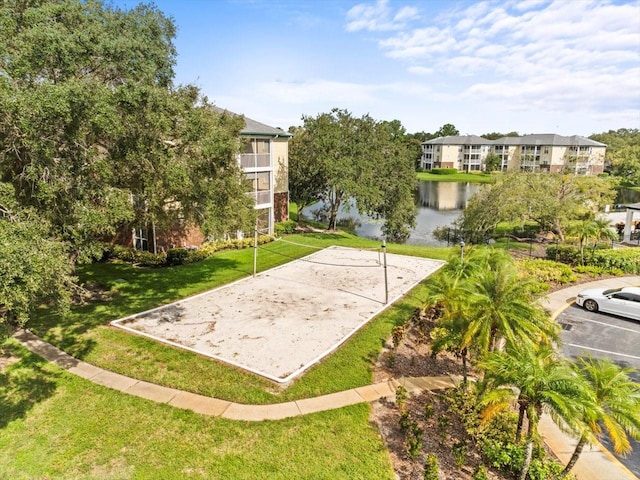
[589,128,640,186]
[457,173,617,242]
[0,0,255,327]
[288,109,417,242]
[0,0,255,251]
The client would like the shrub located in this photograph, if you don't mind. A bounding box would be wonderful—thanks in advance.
[516,258,577,288]
[106,244,166,267]
[166,248,190,266]
[395,385,408,411]
[452,440,467,467]
[528,457,566,480]
[547,244,640,273]
[406,421,423,460]
[430,167,457,175]
[199,235,276,257]
[472,465,489,480]
[274,220,297,235]
[423,453,439,480]
[480,439,524,474]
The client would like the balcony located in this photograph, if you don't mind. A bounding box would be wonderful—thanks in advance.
[247,190,272,205]
[240,153,271,169]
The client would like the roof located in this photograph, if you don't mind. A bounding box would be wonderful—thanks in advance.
[423,135,490,145]
[212,106,292,138]
[423,134,606,147]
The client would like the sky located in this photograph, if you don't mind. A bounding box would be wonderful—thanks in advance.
[111,0,640,136]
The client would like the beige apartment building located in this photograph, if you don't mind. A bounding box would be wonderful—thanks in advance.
[421,134,606,175]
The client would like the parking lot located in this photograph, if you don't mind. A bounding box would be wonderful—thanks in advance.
[557,304,640,478]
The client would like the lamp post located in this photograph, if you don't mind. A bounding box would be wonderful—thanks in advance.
[459,240,465,262]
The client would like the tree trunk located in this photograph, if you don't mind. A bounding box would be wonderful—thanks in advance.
[327,190,341,231]
[559,435,587,478]
[516,402,526,443]
[519,437,534,480]
[461,347,468,389]
[518,409,537,480]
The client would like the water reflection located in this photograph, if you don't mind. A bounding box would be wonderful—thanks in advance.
[300,181,482,246]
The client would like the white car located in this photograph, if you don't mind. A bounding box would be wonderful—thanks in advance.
[575,286,640,321]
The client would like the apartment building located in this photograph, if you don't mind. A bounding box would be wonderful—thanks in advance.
[121,110,291,253]
[421,134,606,175]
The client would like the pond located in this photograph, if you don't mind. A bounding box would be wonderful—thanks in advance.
[300,183,639,247]
[301,181,482,246]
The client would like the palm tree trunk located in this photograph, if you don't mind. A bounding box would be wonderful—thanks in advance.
[519,438,534,480]
[559,435,587,478]
[518,409,537,480]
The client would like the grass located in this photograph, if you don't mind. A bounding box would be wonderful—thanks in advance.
[2,231,451,478]
[27,231,450,404]
[0,342,394,480]
[416,171,494,183]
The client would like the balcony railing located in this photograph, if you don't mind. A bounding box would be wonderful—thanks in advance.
[240,153,271,169]
[247,190,272,205]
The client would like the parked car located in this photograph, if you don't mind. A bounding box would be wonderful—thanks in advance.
[575,286,640,321]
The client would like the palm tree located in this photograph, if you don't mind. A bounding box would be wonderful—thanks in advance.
[425,249,477,386]
[463,249,558,353]
[590,218,618,255]
[567,218,598,264]
[559,357,640,478]
[480,345,592,480]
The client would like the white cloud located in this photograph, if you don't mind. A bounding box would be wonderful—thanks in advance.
[345,0,640,124]
[346,0,419,32]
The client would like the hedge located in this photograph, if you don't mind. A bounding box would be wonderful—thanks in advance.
[430,168,458,175]
[102,234,276,268]
[546,245,640,274]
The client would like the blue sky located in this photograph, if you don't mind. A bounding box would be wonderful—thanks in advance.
[112,0,640,136]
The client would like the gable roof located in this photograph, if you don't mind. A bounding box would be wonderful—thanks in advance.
[212,106,292,137]
[424,135,489,145]
[423,134,606,147]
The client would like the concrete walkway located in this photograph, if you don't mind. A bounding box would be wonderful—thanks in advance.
[13,275,640,479]
[13,329,455,421]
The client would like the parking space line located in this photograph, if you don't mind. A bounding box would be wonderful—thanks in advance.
[578,318,640,333]
[565,344,640,360]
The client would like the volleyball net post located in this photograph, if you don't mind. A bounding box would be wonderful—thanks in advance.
[382,239,388,304]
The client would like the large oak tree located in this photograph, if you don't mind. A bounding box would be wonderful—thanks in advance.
[288,109,417,242]
[0,0,254,327]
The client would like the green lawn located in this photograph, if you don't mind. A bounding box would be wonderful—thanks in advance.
[2,231,452,478]
[416,171,494,183]
[0,343,393,480]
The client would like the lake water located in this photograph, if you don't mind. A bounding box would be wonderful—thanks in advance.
[300,183,640,247]
[301,181,482,246]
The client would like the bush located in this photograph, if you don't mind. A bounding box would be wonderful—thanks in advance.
[275,220,297,235]
[472,465,489,480]
[423,453,439,480]
[516,258,577,289]
[166,248,190,266]
[547,244,640,273]
[430,167,457,175]
[199,235,275,257]
[106,244,166,267]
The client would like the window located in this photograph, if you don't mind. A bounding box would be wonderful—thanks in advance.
[240,138,271,168]
[134,228,149,251]
[245,172,271,205]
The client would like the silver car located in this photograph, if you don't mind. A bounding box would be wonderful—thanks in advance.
[575,286,640,321]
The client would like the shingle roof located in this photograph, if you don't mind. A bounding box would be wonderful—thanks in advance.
[212,107,292,137]
[424,135,490,145]
[423,134,606,147]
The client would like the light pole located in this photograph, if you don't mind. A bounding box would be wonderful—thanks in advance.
[459,240,465,262]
